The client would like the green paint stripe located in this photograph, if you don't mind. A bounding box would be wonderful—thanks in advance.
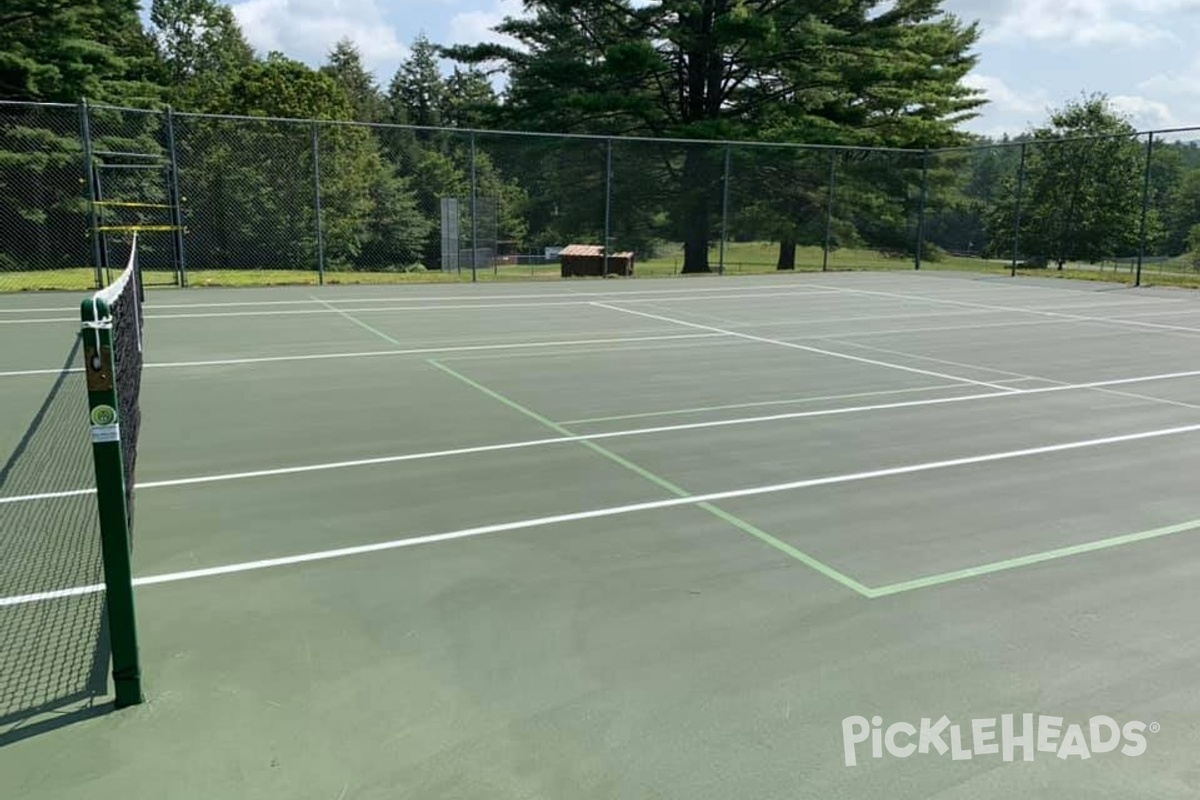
[426,358,872,598]
[870,517,1200,597]
[697,503,875,597]
[311,296,403,345]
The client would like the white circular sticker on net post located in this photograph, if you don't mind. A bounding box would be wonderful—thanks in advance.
[90,405,121,443]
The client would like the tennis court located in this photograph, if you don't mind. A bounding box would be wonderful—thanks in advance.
[5,271,1200,798]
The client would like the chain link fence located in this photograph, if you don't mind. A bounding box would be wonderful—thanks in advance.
[4,99,1200,291]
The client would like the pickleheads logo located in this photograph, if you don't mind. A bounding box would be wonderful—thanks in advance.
[841,715,1159,766]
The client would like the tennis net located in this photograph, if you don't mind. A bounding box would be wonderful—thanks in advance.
[84,235,144,532]
[0,338,109,738]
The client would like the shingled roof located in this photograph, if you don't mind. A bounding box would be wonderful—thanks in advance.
[560,244,634,258]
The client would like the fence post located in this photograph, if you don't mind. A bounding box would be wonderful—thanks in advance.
[604,137,613,277]
[1136,132,1155,288]
[719,145,731,276]
[80,99,103,288]
[823,151,837,272]
[164,105,188,287]
[470,131,479,283]
[1012,142,1027,278]
[914,149,930,271]
[310,122,325,285]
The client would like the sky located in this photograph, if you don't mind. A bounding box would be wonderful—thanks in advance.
[220,0,1200,138]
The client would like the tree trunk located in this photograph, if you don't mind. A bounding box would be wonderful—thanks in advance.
[777,237,796,270]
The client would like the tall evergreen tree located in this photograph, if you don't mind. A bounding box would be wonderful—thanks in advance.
[443,66,496,128]
[388,34,444,127]
[1,0,160,102]
[450,0,982,272]
[321,39,382,123]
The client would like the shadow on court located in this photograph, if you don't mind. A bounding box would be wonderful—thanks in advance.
[0,337,112,743]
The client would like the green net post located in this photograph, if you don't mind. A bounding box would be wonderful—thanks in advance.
[80,300,144,709]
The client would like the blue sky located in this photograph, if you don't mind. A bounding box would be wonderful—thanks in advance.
[221,0,1200,137]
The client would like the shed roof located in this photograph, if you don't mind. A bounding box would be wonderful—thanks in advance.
[560,244,634,258]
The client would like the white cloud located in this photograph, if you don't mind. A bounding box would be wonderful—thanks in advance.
[973,0,1198,47]
[1110,94,1181,127]
[447,0,524,47]
[231,0,408,78]
[962,73,1046,116]
[1139,56,1200,97]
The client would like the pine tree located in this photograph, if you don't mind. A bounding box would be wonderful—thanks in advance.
[449,0,982,272]
[321,39,382,123]
[388,34,444,127]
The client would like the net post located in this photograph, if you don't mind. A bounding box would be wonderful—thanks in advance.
[80,99,103,289]
[719,145,731,276]
[1136,132,1155,288]
[164,105,188,288]
[1011,142,1027,277]
[470,131,479,283]
[604,138,613,278]
[311,122,326,286]
[914,148,929,271]
[79,299,143,710]
[823,151,837,272]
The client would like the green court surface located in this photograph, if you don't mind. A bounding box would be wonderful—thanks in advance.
[5,273,1200,798]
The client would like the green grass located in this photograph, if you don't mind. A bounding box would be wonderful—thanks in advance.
[7,243,1200,292]
[636,241,992,276]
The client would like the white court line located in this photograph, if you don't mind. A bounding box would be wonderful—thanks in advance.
[1109,306,1200,320]
[811,283,1200,337]
[0,289,845,325]
[0,333,725,378]
[832,337,1200,412]
[590,302,1022,393]
[156,282,834,310]
[639,287,1200,415]
[10,366,1200,507]
[433,336,746,363]
[0,311,1080,380]
[559,383,968,425]
[808,316,1077,340]
[0,282,829,314]
[9,418,1200,607]
[0,315,78,324]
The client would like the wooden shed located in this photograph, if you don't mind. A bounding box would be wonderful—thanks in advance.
[560,244,635,277]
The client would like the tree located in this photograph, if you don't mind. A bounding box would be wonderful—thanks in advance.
[1,0,160,102]
[1189,223,1200,269]
[449,0,982,272]
[443,66,496,128]
[1164,162,1200,255]
[388,34,444,127]
[0,1,162,273]
[986,96,1144,269]
[178,54,427,271]
[321,39,382,123]
[149,0,253,108]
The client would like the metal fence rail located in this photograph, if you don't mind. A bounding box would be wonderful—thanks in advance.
[2,99,1199,291]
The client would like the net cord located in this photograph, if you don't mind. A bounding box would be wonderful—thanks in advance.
[82,236,140,361]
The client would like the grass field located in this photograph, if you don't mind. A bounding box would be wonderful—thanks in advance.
[5,241,1200,292]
